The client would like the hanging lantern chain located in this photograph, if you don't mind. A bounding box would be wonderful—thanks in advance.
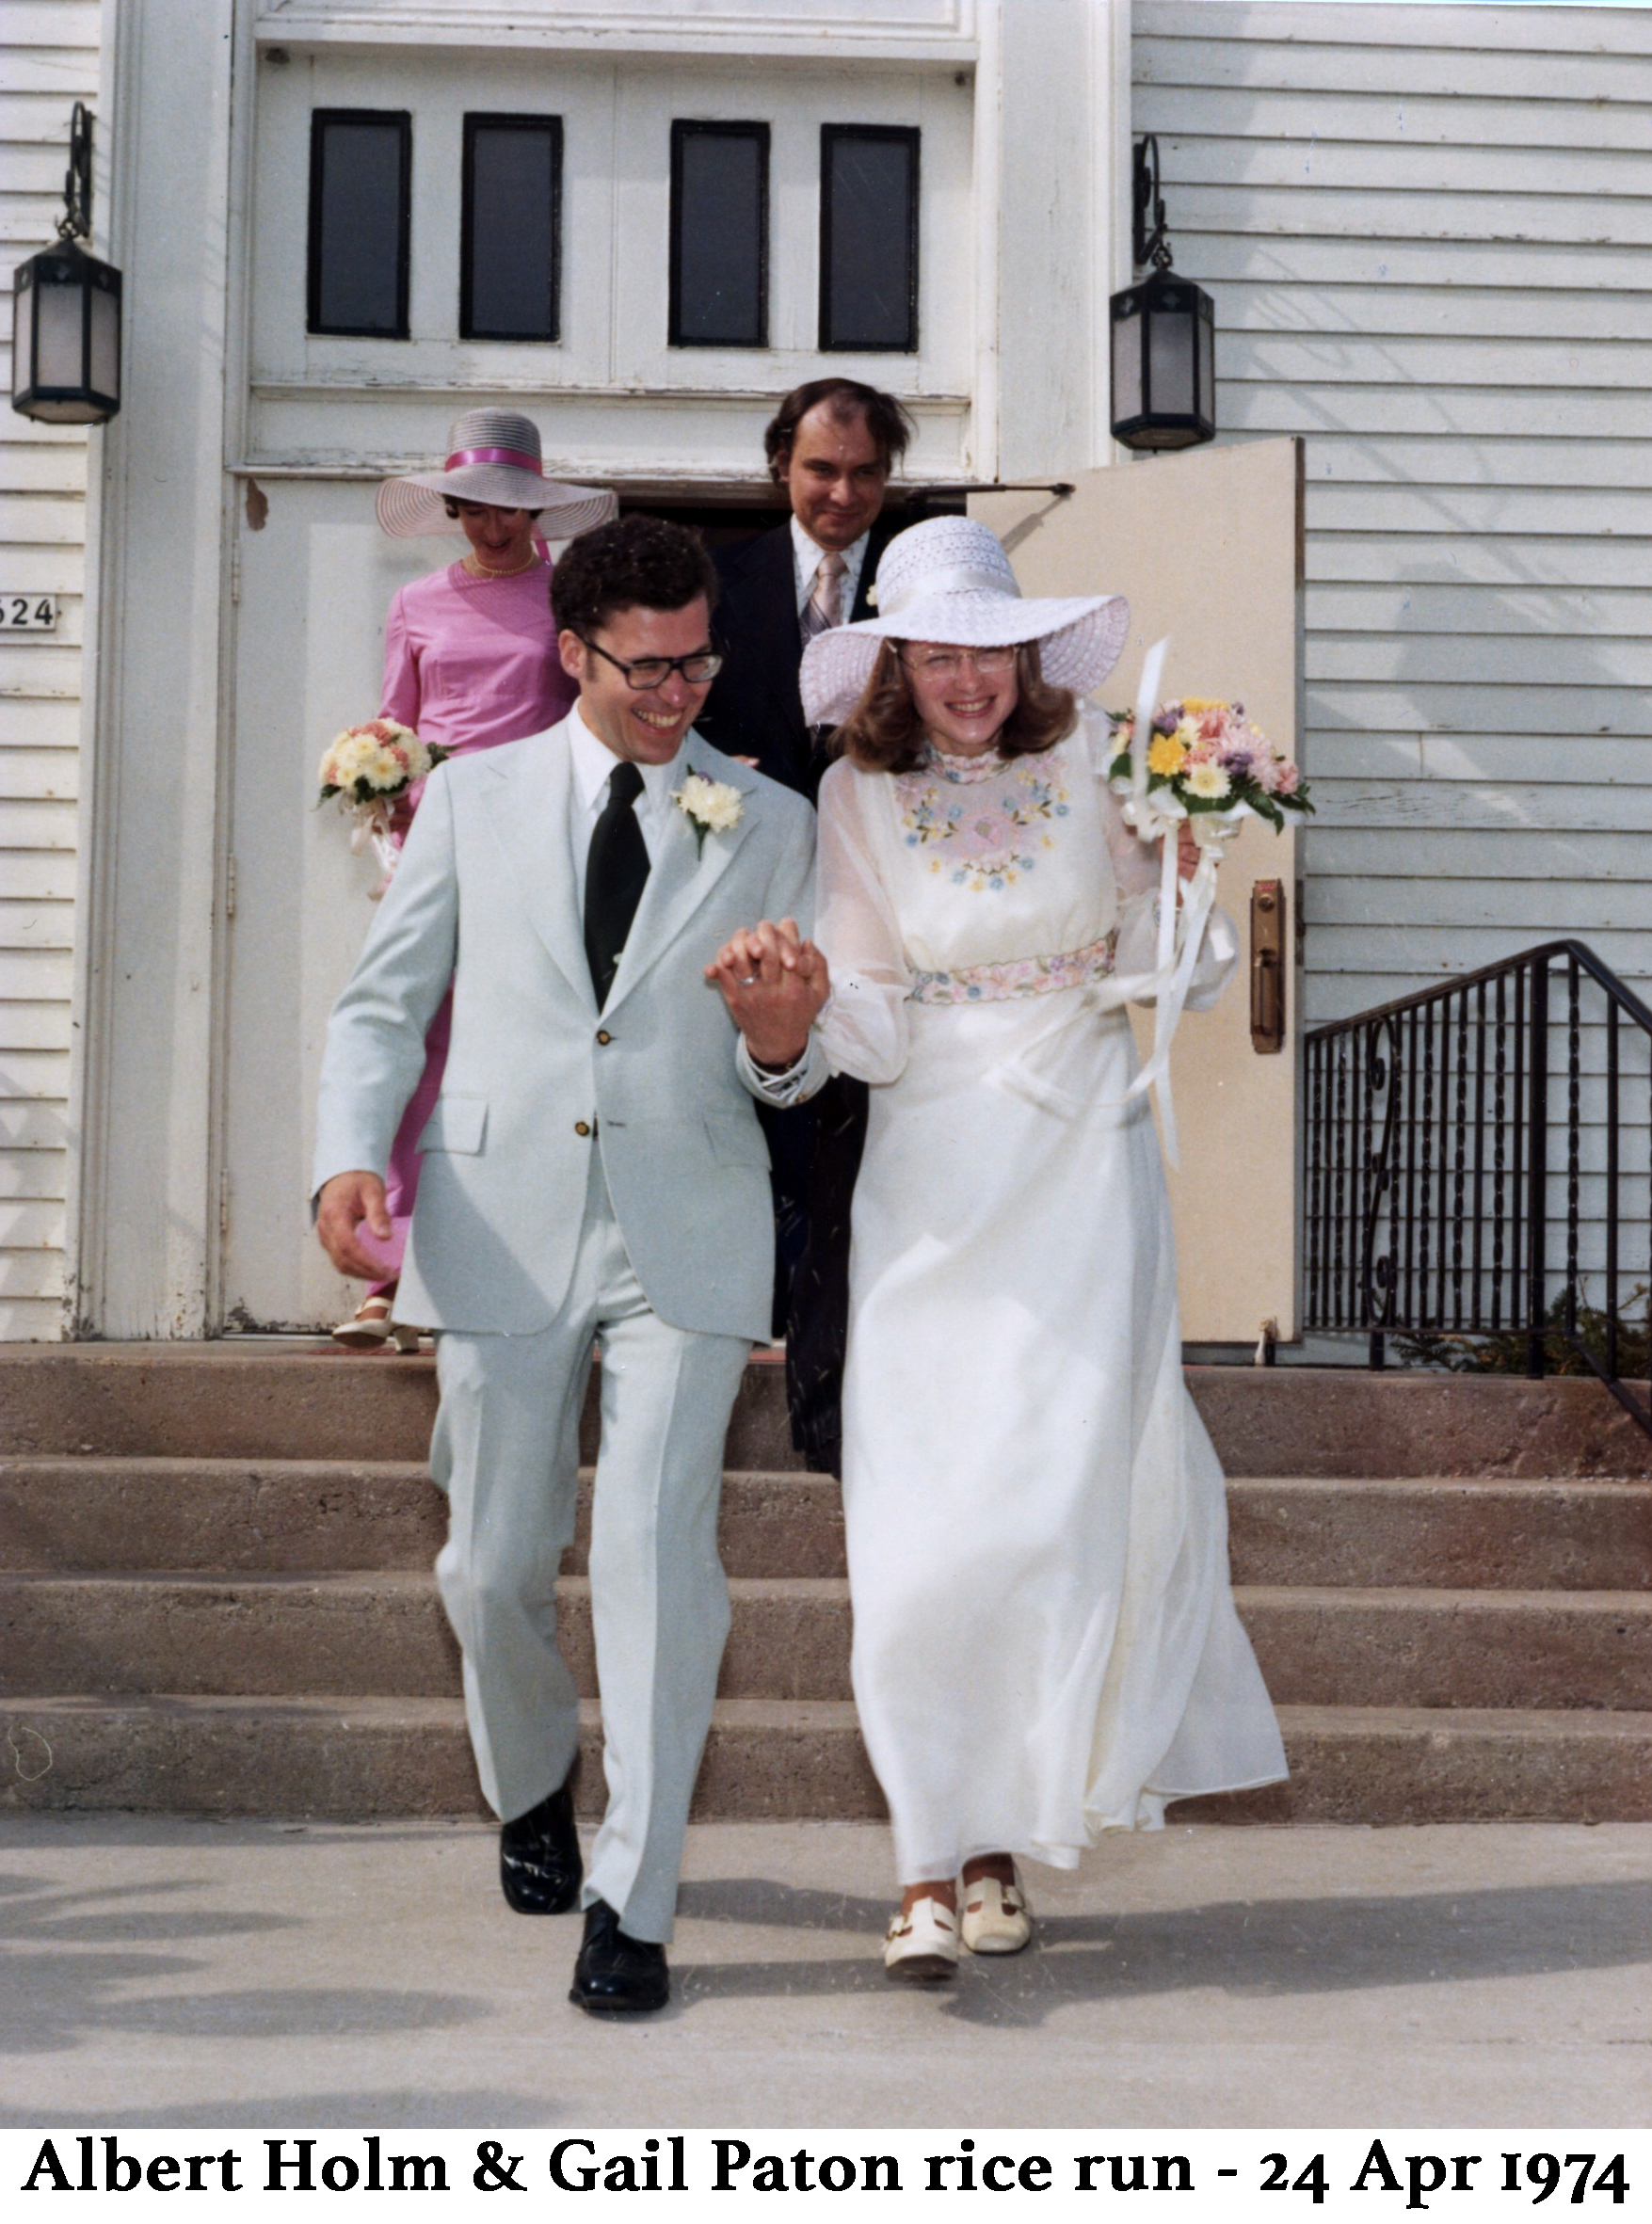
[57,101,93,244]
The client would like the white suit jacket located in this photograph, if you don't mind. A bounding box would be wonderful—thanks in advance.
[313,713,826,1341]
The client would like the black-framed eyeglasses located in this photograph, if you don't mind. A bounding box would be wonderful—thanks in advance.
[578,636,724,691]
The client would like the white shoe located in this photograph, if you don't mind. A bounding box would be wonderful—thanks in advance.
[883,1896,959,1983]
[961,1874,1032,1955]
[331,1295,419,1353]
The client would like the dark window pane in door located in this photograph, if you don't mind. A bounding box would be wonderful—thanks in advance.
[308,110,410,338]
[462,115,562,341]
[821,126,918,352]
[670,122,767,347]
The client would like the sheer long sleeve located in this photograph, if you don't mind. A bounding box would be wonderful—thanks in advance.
[1083,705,1238,1011]
[813,758,913,1086]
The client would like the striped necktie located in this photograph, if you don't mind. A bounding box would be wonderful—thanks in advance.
[800,550,848,642]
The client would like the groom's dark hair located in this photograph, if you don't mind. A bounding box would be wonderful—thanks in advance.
[553,513,720,638]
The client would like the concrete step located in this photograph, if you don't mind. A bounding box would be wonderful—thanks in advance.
[5,1345,1651,1478]
[0,1460,848,1580]
[0,1573,843,1706]
[1226,1476,1652,1592]
[6,1459,1648,1592]
[3,1694,1647,1825]
[8,1570,1652,1712]
[1239,1588,1652,1712]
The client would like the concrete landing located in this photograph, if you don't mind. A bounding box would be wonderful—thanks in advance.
[2,1816,1647,2131]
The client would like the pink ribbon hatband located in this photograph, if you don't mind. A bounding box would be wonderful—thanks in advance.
[445,446,541,473]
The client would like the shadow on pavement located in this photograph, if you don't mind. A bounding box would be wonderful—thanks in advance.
[672,1877,1652,2026]
[2,1868,487,2058]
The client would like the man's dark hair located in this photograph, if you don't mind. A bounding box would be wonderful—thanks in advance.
[551,513,720,638]
[763,378,914,485]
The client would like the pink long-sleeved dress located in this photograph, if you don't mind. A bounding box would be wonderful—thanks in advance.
[358,555,577,1299]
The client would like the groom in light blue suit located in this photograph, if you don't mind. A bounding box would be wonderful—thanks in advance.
[313,516,830,2014]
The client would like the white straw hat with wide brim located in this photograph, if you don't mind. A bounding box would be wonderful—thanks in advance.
[376,408,618,540]
[800,515,1130,728]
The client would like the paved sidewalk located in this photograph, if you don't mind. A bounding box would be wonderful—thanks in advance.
[2,1816,1647,2129]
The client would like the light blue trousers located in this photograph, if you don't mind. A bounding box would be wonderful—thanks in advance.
[429,1161,749,1944]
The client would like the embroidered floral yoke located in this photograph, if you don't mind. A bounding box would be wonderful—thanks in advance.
[812,707,1287,1882]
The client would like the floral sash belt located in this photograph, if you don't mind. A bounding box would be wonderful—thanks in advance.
[907,930,1119,1007]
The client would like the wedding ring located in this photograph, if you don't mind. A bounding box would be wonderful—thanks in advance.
[738,974,758,985]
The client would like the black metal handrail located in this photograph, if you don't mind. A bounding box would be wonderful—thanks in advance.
[1304,940,1652,1436]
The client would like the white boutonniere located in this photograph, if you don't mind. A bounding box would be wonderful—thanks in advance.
[672,771,744,854]
[864,583,878,609]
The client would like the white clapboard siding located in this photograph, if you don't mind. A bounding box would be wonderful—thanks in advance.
[0,0,100,1338]
[1134,1,1652,1040]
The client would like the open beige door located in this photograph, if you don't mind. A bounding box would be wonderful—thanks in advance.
[973,436,1304,1345]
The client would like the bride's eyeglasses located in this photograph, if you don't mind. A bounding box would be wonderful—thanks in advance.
[900,646,1019,680]
[579,637,725,690]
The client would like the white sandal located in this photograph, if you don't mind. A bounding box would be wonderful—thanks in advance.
[883,1895,959,1983]
[331,1295,419,1353]
[961,1873,1032,1956]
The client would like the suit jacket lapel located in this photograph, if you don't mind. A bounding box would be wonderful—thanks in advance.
[603,750,757,1017]
[489,720,598,1011]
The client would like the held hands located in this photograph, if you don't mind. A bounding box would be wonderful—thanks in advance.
[705,916,830,1070]
[1174,821,1201,885]
[316,1169,394,1281]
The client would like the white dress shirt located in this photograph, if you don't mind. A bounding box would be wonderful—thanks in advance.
[564,700,823,1104]
[566,700,681,911]
[790,515,870,623]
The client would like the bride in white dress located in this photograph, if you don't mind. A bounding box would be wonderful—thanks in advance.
[796,519,1288,1983]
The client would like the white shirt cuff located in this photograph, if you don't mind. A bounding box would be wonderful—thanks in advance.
[735,1030,829,1106]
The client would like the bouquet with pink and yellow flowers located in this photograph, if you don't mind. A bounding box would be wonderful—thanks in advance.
[317,719,448,888]
[1105,697,1310,837]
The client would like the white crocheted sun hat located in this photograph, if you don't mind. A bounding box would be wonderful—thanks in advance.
[799,515,1130,727]
[376,408,618,540]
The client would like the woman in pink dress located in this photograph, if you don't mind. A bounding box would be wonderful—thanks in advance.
[332,408,616,1348]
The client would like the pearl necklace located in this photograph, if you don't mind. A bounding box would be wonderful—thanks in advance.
[461,548,541,581]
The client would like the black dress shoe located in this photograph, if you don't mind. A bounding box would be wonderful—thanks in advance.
[569,1898,669,2016]
[499,1768,582,1915]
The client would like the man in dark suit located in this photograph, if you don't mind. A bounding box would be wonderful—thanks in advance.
[696,381,913,1467]
[696,378,911,801]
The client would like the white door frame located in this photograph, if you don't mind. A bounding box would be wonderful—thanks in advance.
[72,0,1128,1336]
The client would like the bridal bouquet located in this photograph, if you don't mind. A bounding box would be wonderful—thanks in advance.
[1105,697,1311,841]
[316,720,448,886]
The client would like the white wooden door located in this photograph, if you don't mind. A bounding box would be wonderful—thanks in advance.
[219,484,432,1330]
[975,437,1304,1344]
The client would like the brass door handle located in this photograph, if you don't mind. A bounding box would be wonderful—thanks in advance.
[1251,878,1286,1053]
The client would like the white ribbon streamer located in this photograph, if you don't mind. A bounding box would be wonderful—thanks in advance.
[1107,639,1252,1166]
[1128,637,1168,830]
[347,796,400,897]
[1119,638,1195,1160]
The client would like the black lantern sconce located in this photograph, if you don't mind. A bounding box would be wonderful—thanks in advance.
[11,104,122,426]
[1110,136,1214,453]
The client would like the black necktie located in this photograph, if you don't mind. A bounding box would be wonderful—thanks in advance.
[584,760,650,1008]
